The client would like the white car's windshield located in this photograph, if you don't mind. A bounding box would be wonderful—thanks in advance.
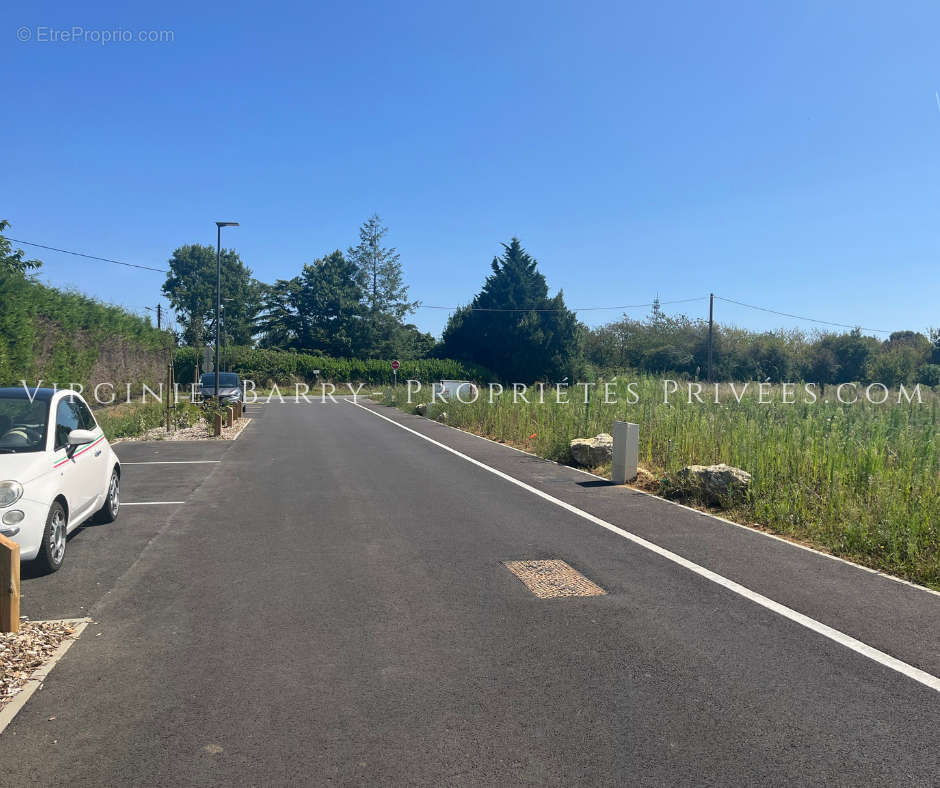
[0,397,50,453]
[200,373,239,388]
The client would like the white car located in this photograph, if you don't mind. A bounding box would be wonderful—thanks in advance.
[0,387,120,573]
[432,380,479,401]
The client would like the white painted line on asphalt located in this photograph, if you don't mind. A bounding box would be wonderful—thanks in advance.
[229,417,252,441]
[350,400,940,695]
[122,501,185,506]
[121,461,221,465]
[0,618,91,735]
[422,410,940,599]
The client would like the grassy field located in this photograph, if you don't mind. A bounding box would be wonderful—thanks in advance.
[382,378,940,590]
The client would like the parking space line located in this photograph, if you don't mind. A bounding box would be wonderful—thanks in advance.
[122,501,186,506]
[121,461,221,465]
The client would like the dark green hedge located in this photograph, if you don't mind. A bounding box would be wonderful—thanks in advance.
[0,271,169,387]
[174,345,491,385]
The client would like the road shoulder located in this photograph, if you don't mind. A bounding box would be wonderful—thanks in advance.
[353,398,940,679]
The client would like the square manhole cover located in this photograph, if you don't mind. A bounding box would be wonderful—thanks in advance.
[503,559,606,599]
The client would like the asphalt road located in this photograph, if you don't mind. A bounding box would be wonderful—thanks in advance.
[1,399,938,786]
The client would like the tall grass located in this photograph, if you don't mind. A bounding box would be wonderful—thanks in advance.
[94,402,167,440]
[384,377,940,589]
[93,400,204,440]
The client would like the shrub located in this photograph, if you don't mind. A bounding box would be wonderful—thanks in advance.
[918,363,940,387]
[174,346,492,386]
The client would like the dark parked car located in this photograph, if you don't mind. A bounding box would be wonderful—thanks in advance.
[199,372,243,405]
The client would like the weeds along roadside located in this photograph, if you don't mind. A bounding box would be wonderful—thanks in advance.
[93,400,203,440]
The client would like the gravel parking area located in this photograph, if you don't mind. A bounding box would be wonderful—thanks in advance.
[116,417,251,443]
[0,621,78,711]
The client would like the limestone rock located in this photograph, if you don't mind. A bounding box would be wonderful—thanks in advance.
[569,433,613,467]
[671,463,751,506]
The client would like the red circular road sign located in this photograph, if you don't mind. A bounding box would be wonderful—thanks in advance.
[391,359,400,370]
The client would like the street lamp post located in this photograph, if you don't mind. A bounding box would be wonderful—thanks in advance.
[220,298,233,372]
[219,303,225,373]
[215,221,239,401]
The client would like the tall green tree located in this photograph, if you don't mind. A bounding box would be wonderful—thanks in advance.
[347,215,418,321]
[0,221,41,275]
[255,278,302,350]
[162,244,260,348]
[439,238,580,381]
[929,328,940,364]
[389,322,437,359]
[295,250,365,356]
[254,252,434,359]
[818,329,880,382]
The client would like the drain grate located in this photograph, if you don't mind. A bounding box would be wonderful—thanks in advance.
[503,559,606,599]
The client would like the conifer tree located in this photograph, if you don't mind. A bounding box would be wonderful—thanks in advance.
[347,215,417,321]
[439,238,580,381]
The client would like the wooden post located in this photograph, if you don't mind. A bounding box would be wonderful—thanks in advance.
[226,406,234,427]
[234,401,242,419]
[212,412,223,437]
[0,534,20,633]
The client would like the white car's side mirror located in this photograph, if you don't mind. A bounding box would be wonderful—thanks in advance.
[67,429,96,446]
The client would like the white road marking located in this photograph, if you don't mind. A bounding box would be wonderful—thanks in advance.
[350,400,940,695]
[121,461,221,465]
[122,501,185,506]
[424,408,940,599]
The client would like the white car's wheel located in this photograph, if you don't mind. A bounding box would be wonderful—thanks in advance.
[93,468,120,524]
[36,500,67,574]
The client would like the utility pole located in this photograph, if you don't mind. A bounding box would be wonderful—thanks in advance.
[146,304,163,330]
[707,293,714,383]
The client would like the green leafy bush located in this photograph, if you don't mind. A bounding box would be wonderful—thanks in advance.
[174,346,491,386]
[918,363,940,387]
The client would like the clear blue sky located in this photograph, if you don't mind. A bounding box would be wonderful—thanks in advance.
[3,1,938,339]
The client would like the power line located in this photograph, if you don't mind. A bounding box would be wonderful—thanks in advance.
[0,235,901,335]
[3,237,167,273]
[0,236,700,312]
[714,295,893,335]
[416,296,707,313]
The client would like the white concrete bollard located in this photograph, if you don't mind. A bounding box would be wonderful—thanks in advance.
[612,421,639,484]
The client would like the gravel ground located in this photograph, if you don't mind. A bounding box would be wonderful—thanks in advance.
[0,621,77,709]
[115,417,251,443]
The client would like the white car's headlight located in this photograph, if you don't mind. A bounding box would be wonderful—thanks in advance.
[0,481,24,508]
